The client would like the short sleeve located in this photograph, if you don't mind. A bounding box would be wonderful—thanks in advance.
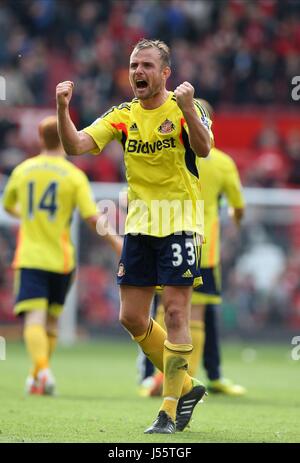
[193,100,214,145]
[82,105,127,154]
[222,159,245,209]
[74,171,98,219]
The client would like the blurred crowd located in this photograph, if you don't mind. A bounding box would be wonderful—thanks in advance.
[0,0,300,333]
[244,124,300,188]
[0,0,300,186]
[1,0,300,112]
[1,210,300,333]
[220,213,300,334]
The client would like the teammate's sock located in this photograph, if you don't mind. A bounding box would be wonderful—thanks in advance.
[155,304,166,331]
[188,320,205,377]
[24,324,49,378]
[47,332,57,359]
[204,304,221,380]
[134,319,166,372]
[160,340,193,420]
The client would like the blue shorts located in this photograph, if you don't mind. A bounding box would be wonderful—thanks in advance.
[14,268,74,317]
[191,265,222,305]
[117,233,202,287]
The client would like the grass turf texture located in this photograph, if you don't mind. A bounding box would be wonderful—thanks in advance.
[0,339,299,443]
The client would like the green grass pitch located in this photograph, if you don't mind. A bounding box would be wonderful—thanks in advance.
[0,339,299,443]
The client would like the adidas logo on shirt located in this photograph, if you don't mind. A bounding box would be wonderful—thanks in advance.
[182,269,193,278]
[129,122,138,131]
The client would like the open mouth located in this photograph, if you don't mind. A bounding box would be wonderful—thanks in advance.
[136,80,148,89]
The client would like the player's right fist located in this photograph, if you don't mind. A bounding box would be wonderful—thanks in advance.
[56,81,74,107]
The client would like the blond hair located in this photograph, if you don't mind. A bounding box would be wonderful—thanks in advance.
[132,39,171,68]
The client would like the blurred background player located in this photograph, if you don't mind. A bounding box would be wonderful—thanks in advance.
[2,116,122,395]
[139,99,246,397]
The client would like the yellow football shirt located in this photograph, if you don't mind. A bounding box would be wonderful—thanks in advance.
[83,92,213,237]
[2,154,97,273]
[197,147,245,268]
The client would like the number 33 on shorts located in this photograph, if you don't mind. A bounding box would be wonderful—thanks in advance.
[117,232,202,287]
[171,240,196,267]
[166,233,202,287]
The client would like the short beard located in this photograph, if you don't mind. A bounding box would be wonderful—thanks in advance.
[135,85,161,100]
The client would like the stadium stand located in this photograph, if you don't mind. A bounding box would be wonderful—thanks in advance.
[0,0,300,339]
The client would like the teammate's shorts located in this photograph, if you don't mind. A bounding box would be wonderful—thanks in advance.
[14,268,74,317]
[191,265,222,305]
[117,232,202,287]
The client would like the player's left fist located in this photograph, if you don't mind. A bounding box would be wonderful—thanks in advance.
[174,81,194,112]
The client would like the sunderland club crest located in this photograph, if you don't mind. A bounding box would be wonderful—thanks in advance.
[158,119,175,134]
[117,263,126,277]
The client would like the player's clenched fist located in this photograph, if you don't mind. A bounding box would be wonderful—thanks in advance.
[174,81,194,112]
[56,81,74,108]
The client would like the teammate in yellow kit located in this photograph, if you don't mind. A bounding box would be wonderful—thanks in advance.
[2,116,122,395]
[190,99,246,394]
[140,99,246,396]
[56,39,213,433]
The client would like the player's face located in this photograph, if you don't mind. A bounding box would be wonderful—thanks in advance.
[129,48,170,100]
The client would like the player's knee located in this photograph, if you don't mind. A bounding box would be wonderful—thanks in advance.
[164,303,187,330]
[119,312,130,330]
[24,309,47,328]
[191,304,205,322]
[119,312,147,334]
[46,316,58,336]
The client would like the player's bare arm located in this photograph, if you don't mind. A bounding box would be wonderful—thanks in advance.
[56,81,97,155]
[85,214,123,257]
[229,207,245,228]
[174,82,211,157]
